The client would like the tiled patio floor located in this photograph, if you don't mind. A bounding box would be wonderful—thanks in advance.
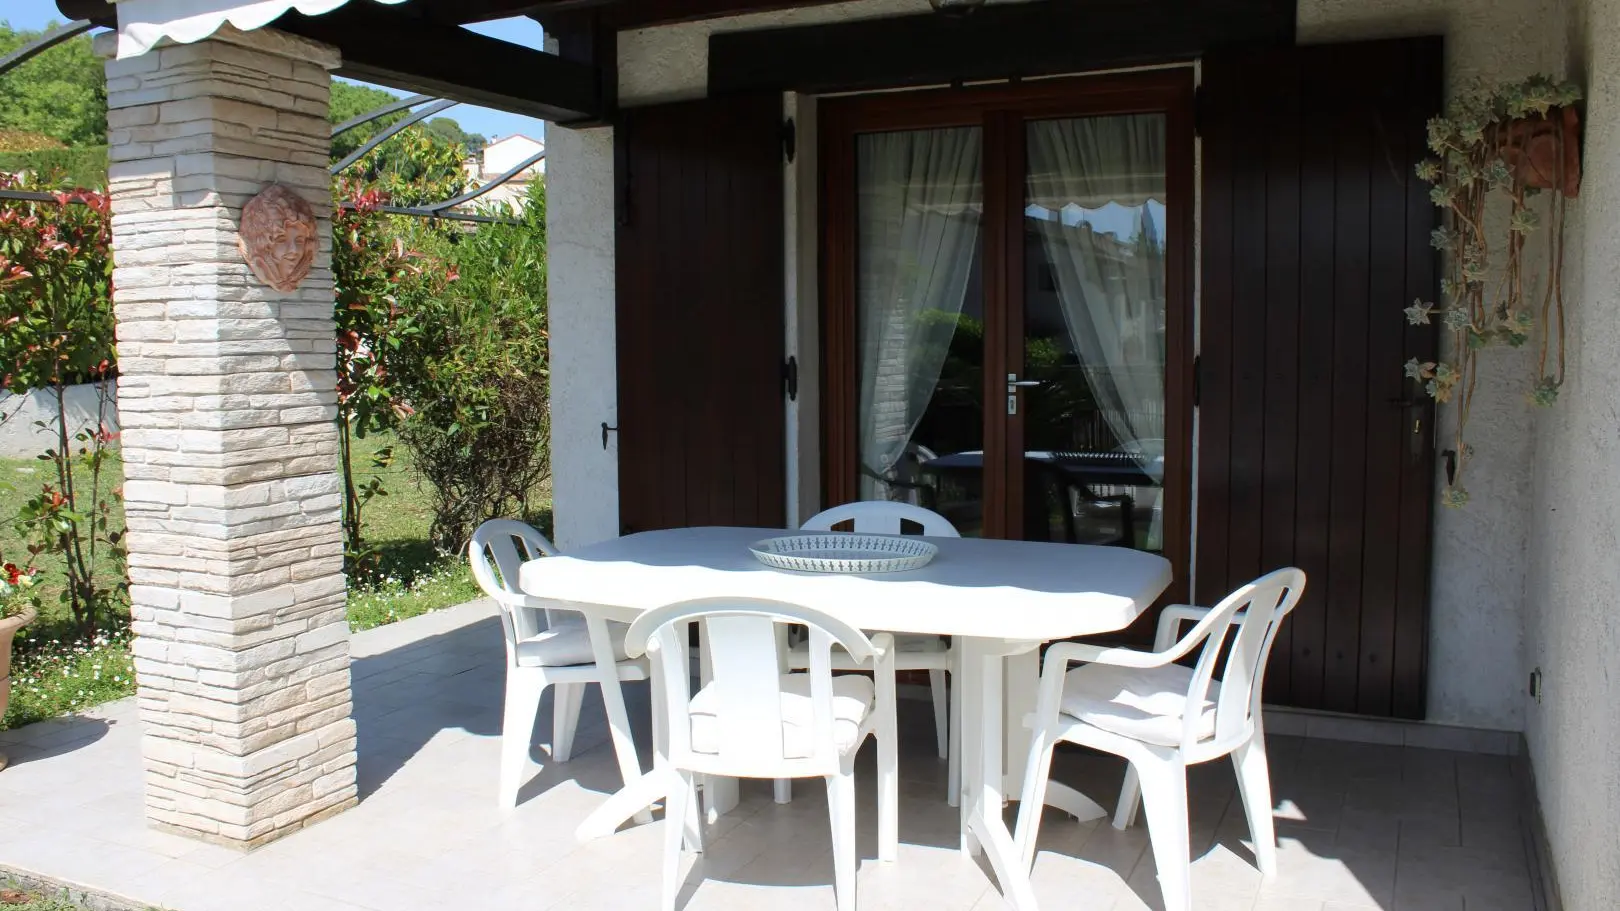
[0,601,1537,911]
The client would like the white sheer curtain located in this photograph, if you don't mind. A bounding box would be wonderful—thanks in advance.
[857,127,982,500]
[1027,115,1167,545]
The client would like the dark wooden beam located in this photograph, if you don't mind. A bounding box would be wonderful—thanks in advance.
[273,5,604,122]
[530,0,846,31]
[708,0,1297,97]
[546,9,618,127]
[426,0,550,24]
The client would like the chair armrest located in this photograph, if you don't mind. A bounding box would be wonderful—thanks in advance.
[1154,604,1246,652]
[1154,604,1208,651]
[1026,638,1167,734]
[1042,640,1173,675]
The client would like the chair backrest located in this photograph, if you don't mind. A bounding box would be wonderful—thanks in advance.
[802,501,961,537]
[1176,568,1306,757]
[626,598,876,776]
[469,519,560,657]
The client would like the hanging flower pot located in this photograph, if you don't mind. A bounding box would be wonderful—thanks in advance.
[1405,75,1583,507]
[1494,105,1582,197]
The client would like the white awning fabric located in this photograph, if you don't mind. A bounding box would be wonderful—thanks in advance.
[113,0,410,58]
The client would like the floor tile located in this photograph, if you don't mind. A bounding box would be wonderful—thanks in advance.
[0,604,1546,911]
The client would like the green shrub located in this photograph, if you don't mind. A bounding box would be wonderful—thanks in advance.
[392,182,551,552]
[0,174,124,639]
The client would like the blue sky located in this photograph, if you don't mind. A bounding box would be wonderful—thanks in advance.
[5,0,549,143]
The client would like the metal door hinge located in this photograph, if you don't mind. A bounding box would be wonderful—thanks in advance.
[783,355,799,401]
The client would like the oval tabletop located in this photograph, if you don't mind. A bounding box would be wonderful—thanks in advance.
[518,526,1172,643]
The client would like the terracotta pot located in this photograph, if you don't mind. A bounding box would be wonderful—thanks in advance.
[0,605,37,772]
[1495,106,1582,198]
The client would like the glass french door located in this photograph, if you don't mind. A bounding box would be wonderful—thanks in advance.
[822,71,1193,597]
[1014,113,1169,550]
[850,126,988,533]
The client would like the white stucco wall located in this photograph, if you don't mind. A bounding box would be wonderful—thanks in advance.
[1520,0,1620,905]
[547,0,1566,734]
[0,383,119,459]
[547,0,957,550]
[482,134,546,176]
[1301,0,1568,731]
[546,124,619,550]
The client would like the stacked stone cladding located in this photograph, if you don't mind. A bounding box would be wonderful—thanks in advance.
[100,26,356,847]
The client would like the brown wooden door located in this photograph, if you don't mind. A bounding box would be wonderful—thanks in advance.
[615,95,787,535]
[1198,37,1442,719]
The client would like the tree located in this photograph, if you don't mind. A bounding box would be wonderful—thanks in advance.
[329,83,470,207]
[0,23,107,148]
[330,81,483,163]
[425,117,486,156]
[329,81,407,162]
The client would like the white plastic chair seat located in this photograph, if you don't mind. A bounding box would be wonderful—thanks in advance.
[515,619,631,667]
[690,673,875,758]
[1059,662,1220,747]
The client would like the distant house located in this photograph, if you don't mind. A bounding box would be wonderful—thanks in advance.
[462,134,544,212]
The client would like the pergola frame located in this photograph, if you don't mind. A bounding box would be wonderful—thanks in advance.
[0,38,539,225]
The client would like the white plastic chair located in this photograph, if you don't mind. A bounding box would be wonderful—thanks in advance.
[1013,568,1306,911]
[781,501,961,804]
[469,519,651,811]
[627,598,899,911]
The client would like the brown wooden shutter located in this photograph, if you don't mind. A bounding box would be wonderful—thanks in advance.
[614,94,788,536]
[1198,37,1442,719]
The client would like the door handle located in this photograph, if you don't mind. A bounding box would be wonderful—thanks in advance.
[1006,374,1042,416]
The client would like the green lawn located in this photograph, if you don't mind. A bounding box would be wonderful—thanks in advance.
[0,431,540,730]
[0,449,125,645]
[341,432,485,630]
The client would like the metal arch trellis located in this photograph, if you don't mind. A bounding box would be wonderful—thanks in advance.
[0,19,95,75]
[328,95,541,226]
[0,27,541,227]
[330,97,460,174]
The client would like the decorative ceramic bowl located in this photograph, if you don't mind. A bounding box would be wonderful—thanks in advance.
[749,533,938,574]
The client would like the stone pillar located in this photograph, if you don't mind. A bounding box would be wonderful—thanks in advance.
[101,27,357,847]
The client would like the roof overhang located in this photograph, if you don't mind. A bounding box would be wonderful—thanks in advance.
[111,0,409,58]
[76,0,612,123]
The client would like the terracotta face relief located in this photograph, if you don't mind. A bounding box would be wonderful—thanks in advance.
[239,184,317,293]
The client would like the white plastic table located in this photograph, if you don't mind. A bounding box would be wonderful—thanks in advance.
[517,526,1171,910]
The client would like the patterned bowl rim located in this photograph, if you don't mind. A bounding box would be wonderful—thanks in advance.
[748,533,940,558]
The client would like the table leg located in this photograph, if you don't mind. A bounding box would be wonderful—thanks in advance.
[1002,649,1107,824]
[586,615,654,828]
[576,767,680,842]
[958,638,1040,911]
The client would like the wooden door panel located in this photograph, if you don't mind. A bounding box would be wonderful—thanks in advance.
[616,95,787,536]
[1199,37,1441,718]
